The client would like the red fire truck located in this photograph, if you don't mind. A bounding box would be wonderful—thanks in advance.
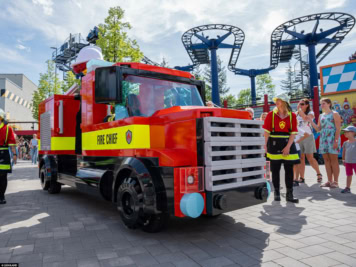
[38,60,269,232]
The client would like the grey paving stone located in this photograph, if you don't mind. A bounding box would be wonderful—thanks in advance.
[273,256,310,267]
[64,249,96,260]
[260,262,281,267]
[276,238,307,249]
[260,250,285,262]
[154,252,189,264]
[144,243,170,256]
[173,259,200,267]
[116,246,147,257]
[182,247,211,262]
[225,252,260,266]
[320,241,356,255]
[12,244,34,255]
[130,252,159,266]
[100,257,135,267]
[43,251,65,263]
[43,259,77,267]
[20,261,43,267]
[97,250,118,260]
[338,233,356,242]
[77,257,102,267]
[275,246,310,260]
[0,247,12,255]
[297,236,328,246]
[0,253,11,263]
[300,255,341,267]
[200,256,235,267]
[10,252,43,263]
[34,243,64,253]
[62,240,84,252]
[298,244,333,256]
[325,251,356,266]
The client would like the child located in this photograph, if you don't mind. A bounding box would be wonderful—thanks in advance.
[341,126,356,193]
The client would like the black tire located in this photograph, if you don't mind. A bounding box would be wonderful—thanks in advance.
[40,166,50,190]
[117,176,169,232]
[48,180,61,194]
[117,177,144,229]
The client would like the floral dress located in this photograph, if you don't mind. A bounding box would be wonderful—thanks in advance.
[319,112,340,154]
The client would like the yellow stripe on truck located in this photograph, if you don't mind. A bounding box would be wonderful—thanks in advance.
[51,137,76,151]
[82,125,150,150]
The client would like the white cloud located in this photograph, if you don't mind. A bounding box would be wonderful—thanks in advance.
[32,0,54,16]
[325,0,347,9]
[15,44,31,52]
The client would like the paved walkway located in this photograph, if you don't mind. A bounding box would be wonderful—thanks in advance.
[0,160,355,267]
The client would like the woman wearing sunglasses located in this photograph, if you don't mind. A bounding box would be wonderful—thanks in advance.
[296,99,322,183]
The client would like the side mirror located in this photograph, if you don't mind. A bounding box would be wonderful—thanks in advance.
[95,66,122,103]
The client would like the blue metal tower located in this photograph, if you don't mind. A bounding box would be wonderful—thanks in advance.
[230,67,274,106]
[181,25,245,106]
[271,12,355,98]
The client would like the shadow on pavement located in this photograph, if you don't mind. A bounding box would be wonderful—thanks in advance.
[295,182,356,208]
[259,201,307,235]
[0,185,270,266]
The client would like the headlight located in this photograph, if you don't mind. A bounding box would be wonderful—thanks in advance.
[187,175,195,185]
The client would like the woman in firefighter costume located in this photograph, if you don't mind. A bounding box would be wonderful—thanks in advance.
[0,109,17,204]
[263,94,300,203]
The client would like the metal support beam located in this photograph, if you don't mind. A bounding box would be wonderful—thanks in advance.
[250,76,257,106]
[210,48,220,106]
[308,45,318,98]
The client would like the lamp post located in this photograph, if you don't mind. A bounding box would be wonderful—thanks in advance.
[50,47,58,91]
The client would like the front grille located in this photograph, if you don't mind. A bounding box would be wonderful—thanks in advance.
[40,112,51,151]
[203,117,266,191]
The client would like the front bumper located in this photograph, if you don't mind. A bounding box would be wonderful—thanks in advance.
[205,182,269,216]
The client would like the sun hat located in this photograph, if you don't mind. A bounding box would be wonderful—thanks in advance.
[273,93,290,104]
[343,125,356,133]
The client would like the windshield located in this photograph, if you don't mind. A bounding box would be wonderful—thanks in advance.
[119,75,204,117]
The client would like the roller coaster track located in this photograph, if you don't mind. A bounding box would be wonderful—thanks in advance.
[181,24,245,71]
[270,12,355,68]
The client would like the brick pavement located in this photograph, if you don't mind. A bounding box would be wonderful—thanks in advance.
[0,160,355,267]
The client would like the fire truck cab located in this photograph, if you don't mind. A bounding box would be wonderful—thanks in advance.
[38,59,270,232]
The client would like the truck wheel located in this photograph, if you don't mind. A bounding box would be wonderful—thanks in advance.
[48,180,61,194]
[40,166,50,190]
[117,177,143,229]
[141,213,169,233]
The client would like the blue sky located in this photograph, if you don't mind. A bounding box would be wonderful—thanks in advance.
[1,0,356,97]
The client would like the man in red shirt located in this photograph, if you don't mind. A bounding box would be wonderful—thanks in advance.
[0,109,17,204]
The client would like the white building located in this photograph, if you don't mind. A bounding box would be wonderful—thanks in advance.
[0,74,38,130]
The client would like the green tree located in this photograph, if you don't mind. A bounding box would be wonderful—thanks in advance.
[256,74,275,102]
[96,6,143,62]
[202,57,230,103]
[224,93,239,107]
[191,65,203,80]
[32,60,62,120]
[281,62,301,98]
[61,71,80,93]
[236,88,251,106]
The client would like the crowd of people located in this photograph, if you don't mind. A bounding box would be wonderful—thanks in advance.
[11,134,38,165]
[245,94,356,200]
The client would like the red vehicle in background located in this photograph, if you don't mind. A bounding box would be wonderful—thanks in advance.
[38,58,269,232]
